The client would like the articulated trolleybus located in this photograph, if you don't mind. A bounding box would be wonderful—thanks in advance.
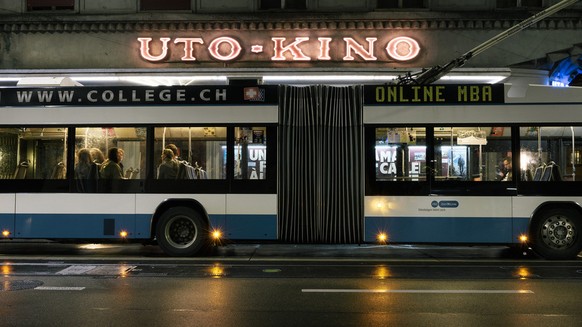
[1,83,582,259]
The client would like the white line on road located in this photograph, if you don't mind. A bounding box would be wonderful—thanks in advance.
[56,265,97,275]
[302,289,533,294]
[35,286,86,291]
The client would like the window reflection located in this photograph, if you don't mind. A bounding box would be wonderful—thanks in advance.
[235,127,267,180]
[434,127,511,181]
[0,127,67,180]
[154,127,226,180]
[520,126,582,182]
[74,127,146,192]
[374,127,426,181]
[75,127,146,180]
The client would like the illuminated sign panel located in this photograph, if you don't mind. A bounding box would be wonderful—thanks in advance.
[0,85,278,107]
[364,84,505,105]
[137,34,421,64]
[0,85,504,106]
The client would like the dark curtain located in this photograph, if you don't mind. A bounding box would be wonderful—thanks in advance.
[278,85,363,243]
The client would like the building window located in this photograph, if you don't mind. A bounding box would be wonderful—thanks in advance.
[27,0,74,11]
[377,0,426,9]
[259,0,307,10]
[140,0,191,11]
[497,0,543,8]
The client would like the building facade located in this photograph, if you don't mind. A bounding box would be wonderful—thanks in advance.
[0,0,580,86]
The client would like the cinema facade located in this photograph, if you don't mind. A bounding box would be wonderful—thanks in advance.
[0,1,580,86]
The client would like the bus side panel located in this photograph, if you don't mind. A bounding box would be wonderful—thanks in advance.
[0,105,279,125]
[135,193,227,237]
[135,193,278,240]
[0,194,15,236]
[15,194,136,239]
[364,196,513,243]
[14,213,135,239]
[511,197,582,242]
[225,194,277,240]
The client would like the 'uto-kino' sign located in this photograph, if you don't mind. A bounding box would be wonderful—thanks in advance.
[138,34,420,63]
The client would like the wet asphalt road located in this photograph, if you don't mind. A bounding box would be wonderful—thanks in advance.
[2,242,582,326]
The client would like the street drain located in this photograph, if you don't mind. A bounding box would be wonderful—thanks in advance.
[1,280,44,291]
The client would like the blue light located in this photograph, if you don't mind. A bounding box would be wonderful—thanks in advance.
[549,57,581,87]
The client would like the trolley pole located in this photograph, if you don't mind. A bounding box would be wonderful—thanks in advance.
[397,0,581,85]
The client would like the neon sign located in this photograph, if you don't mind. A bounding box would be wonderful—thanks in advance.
[138,35,420,63]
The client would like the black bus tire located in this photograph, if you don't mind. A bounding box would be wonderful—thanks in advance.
[156,207,206,257]
[530,207,582,260]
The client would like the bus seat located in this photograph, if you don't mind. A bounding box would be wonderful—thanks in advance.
[124,167,133,179]
[13,160,29,179]
[548,161,562,181]
[130,168,140,179]
[533,165,545,181]
[540,164,553,181]
[51,162,65,179]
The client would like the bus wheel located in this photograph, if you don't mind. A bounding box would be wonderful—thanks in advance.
[530,208,582,260]
[156,207,206,257]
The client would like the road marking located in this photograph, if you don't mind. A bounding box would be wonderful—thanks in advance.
[54,264,136,276]
[56,265,97,275]
[302,289,533,294]
[35,286,85,291]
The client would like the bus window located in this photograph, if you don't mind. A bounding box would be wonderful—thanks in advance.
[75,127,146,182]
[154,127,226,180]
[235,126,267,180]
[520,126,582,182]
[434,127,511,181]
[0,127,67,180]
[374,127,426,181]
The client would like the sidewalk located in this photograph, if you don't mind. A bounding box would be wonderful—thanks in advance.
[0,240,531,261]
[209,243,529,261]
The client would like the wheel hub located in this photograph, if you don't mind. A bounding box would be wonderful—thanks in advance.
[541,215,576,249]
[166,217,197,247]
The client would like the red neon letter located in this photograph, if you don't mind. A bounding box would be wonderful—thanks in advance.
[208,37,242,61]
[271,37,311,61]
[343,37,377,61]
[174,38,204,61]
[138,37,170,61]
[318,37,332,60]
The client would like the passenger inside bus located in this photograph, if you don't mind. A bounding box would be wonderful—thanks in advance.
[165,143,181,160]
[158,148,179,179]
[118,148,125,175]
[100,147,125,179]
[74,148,99,192]
[502,157,512,181]
[90,148,105,164]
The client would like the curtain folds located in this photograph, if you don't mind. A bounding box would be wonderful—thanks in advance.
[278,85,363,243]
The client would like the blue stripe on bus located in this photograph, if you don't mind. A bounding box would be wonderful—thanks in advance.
[218,214,277,240]
[365,216,531,244]
[14,214,139,239]
[512,217,530,242]
[11,213,277,241]
[1,213,14,232]
[8,213,527,244]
